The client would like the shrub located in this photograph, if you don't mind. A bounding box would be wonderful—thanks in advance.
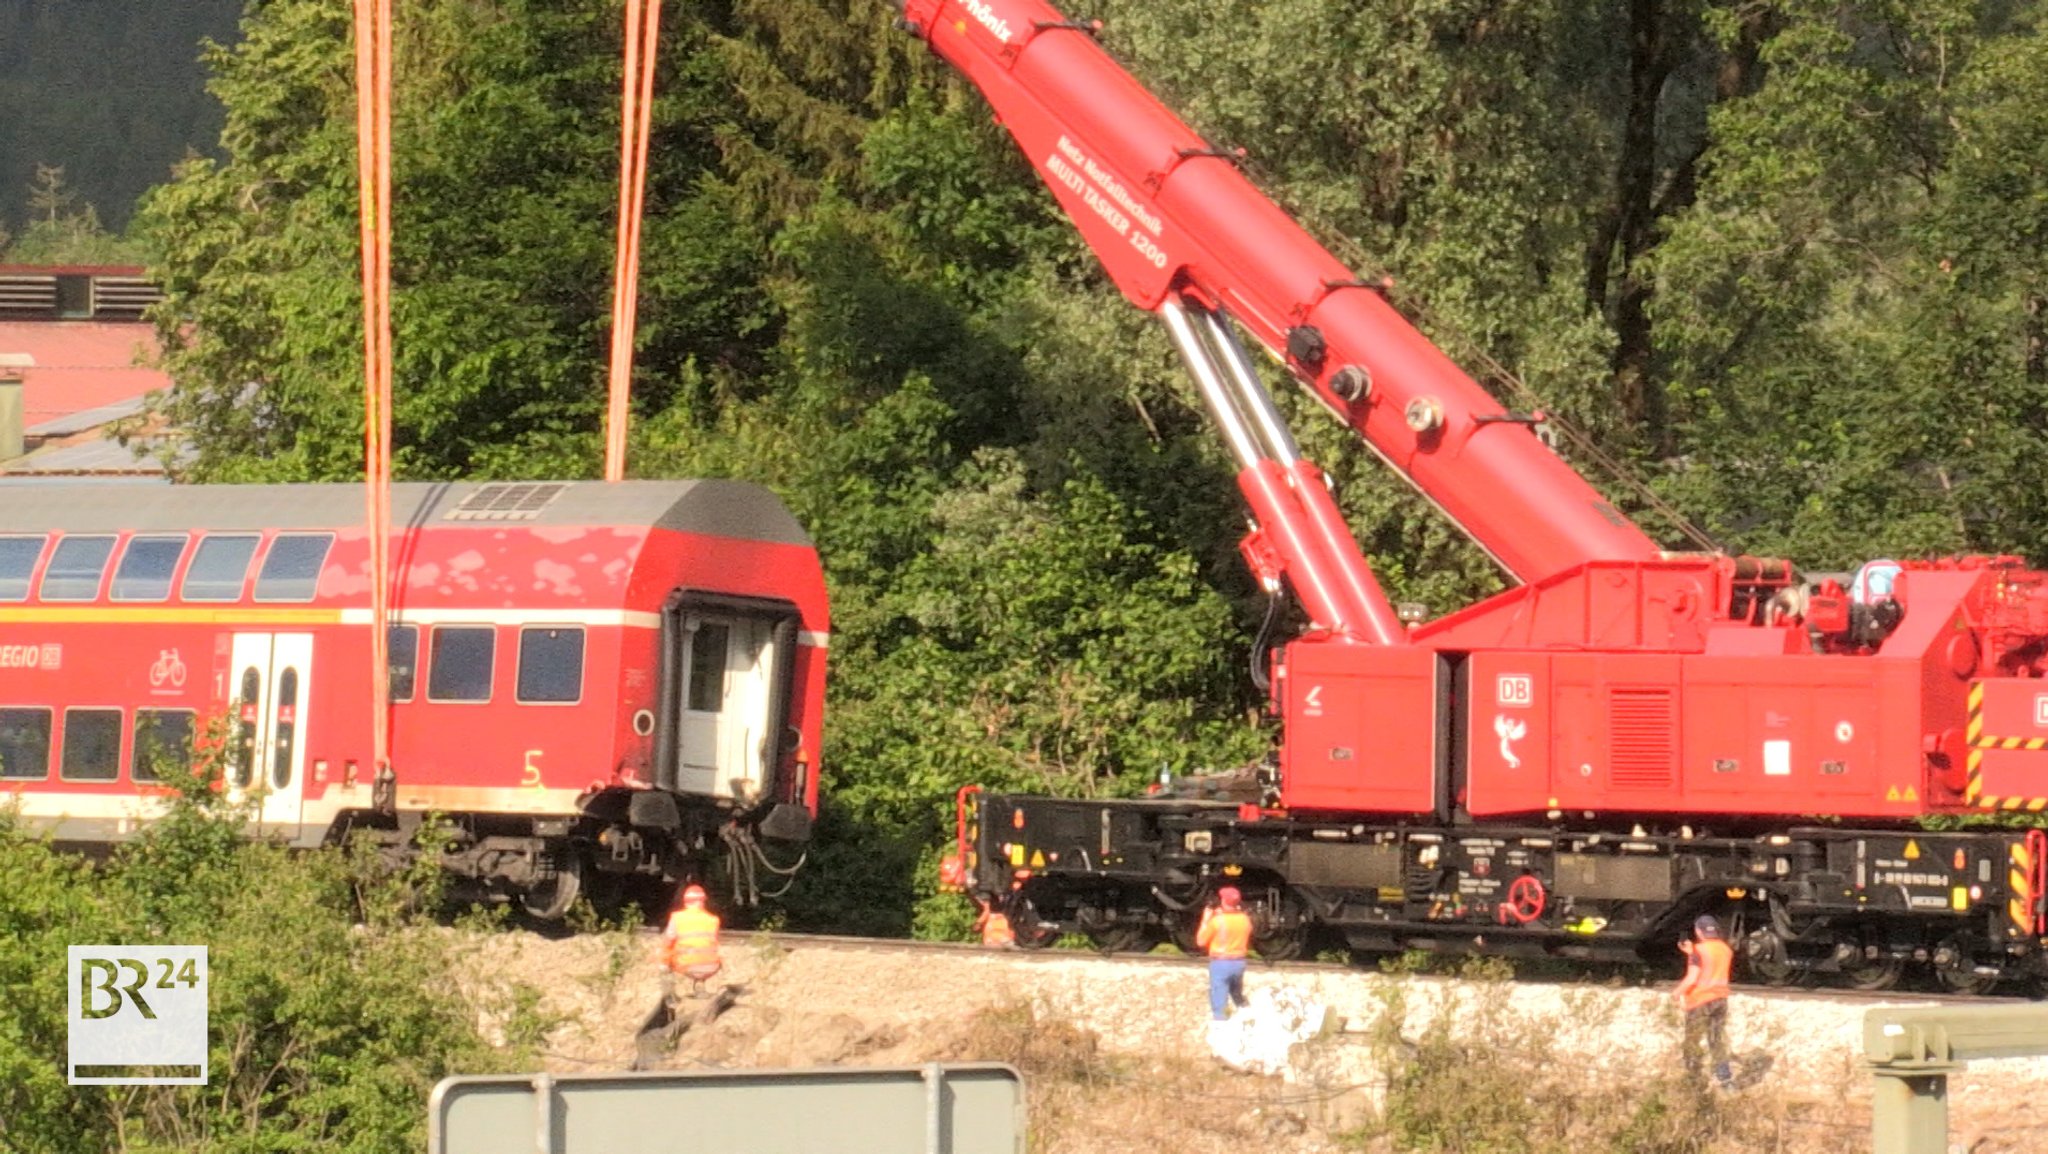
[0,763,521,1152]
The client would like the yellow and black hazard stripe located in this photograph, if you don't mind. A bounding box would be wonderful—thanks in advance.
[1965,682,2048,811]
[2011,838,2039,937]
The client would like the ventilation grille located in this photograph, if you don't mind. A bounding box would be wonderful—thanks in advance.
[1607,687,1677,790]
[0,273,163,319]
[92,277,163,319]
[0,275,57,315]
[446,482,569,521]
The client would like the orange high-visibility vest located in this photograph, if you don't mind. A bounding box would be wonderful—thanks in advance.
[1196,908,1252,960]
[663,906,721,972]
[979,909,1015,947]
[1677,938,1733,1011]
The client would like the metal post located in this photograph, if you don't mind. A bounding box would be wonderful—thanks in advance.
[533,1073,556,1154]
[1870,1070,1949,1154]
[923,1061,944,1154]
[1863,1004,2048,1154]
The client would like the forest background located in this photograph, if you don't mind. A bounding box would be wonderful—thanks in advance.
[5,0,2048,935]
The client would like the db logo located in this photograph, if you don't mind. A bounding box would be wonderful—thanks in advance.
[67,946,208,1085]
[2035,695,2048,729]
[1497,675,1533,707]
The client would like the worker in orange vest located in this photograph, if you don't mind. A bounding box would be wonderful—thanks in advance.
[976,898,1016,948]
[660,884,722,998]
[1676,914,1735,1089]
[1195,886,1253,1020]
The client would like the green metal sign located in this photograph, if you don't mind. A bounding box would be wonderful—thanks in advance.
[430,1063,1026,1154]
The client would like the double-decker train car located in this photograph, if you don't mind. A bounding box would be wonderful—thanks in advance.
[0,479,827,919]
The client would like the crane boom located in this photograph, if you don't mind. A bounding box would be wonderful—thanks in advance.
[897,0,1664,586]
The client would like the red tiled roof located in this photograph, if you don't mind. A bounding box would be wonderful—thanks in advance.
[0,321,168,427]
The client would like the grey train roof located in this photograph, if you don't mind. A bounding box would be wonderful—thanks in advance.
[0,479,812,545]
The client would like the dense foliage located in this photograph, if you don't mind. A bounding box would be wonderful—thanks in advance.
[0,765,519,1153]
[124,0,2048,937]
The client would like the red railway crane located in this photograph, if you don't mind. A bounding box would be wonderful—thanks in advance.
[907,0,2048,991]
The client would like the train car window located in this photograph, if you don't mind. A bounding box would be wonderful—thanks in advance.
[427,626,496,702]
[131,710,196,782]
[182,535,260,601]
[687,621,730,713]
[517,627,585,704]
[232,668,261,788]
[253,533,335,602]
[271,669,298,789]
[0,537,45,601]
[388,624,419,702]
[0,708,52,780]
[59,708,123,781]
[111,535,190,602]
[39,536,116,602]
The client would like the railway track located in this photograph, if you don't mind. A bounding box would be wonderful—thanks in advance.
[641,927,2025,1008]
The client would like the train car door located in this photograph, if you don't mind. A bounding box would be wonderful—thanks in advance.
[228,633,311,831]
[675,613,782,800]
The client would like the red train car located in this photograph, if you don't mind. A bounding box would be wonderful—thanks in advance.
[0,479,828,919]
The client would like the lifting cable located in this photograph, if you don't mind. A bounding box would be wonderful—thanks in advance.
[353,0,395,777]
[603,0,662,481]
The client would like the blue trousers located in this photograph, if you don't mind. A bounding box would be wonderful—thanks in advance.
[1209,957,1247,1020]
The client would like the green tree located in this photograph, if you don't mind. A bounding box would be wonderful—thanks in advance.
[6,164,143,264]
[137,0,793,481]
[1650,0,2048,565]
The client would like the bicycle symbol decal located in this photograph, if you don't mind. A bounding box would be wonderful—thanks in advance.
[149,649,188,690]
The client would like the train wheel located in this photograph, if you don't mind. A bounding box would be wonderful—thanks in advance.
[1009,894,1061,950]
[1933,935,2001,995]
[520,852,586,922]
[1252,893,1310,962]
[1252,925,1308,962]
[1741,927,1803,987]
[1839,944,1905,991]
[1087,923,1152,954]
[1168,907,1205,955]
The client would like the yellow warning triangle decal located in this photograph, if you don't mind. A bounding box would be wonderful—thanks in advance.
[1904,840,1921,860]
[1904,786,1918,802]
[1886,786,1901,802]
[1029,850,1046,868]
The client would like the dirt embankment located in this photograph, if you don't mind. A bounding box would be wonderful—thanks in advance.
[455,931,2048,1154]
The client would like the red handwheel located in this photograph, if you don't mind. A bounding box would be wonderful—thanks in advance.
[1499,875,1546,925]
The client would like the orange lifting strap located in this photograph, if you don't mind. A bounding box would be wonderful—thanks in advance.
[353,0,394,774]
[604,0,662,481]
[351,2,657,775]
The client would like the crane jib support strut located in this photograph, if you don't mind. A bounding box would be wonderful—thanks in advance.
[1160,298,1404,645]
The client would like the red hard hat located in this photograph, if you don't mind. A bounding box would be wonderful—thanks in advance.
[1217,886,1241,908]
[682,884,707,907]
